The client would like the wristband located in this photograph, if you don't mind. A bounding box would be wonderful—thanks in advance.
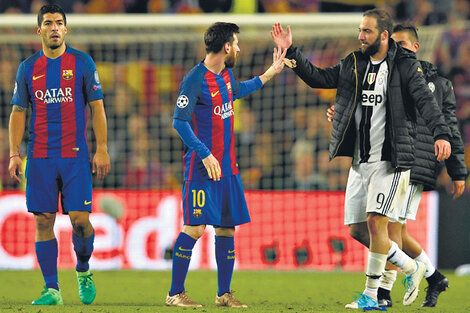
[9,154,21,160]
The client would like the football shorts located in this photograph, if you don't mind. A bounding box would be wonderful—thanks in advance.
[389,183,424,224]
[26,157,92,214]
[344,161,410,225]
[182,174,250,227]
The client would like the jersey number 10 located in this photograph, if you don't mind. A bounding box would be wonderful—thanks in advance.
[192,190,206,207]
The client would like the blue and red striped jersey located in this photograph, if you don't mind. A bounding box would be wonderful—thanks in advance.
[11,45,103,159]
[174,61,262,181]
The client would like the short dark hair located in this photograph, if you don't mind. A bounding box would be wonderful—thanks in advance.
[204,22,239,54]
[363,9,393,39]
[37,4,67,26]
[393,23,419,43]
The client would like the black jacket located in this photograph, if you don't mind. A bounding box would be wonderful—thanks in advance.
[411,60,467,190]
[285,39,451,170]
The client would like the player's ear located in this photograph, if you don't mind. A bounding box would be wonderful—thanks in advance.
[64,25,68,35]
[224,42,231,54]
[382,30,389,42]
[36,26,41,36]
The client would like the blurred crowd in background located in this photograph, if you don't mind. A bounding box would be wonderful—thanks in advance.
[0,0,469,193]
[0,0,468,19]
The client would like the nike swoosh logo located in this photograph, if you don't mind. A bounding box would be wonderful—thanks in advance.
[211,90,220,97]
[228,249,235,253]
[178,246,192,252]
[84,200,92,205]
[404,287,417,302]
[33,74,45,81]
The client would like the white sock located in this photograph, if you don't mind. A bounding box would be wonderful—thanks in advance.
[387,241,416,275]
[379,269,397,291]
[364,252,387,299]
[414,250,436,278]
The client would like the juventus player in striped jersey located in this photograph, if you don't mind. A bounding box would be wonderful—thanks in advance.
[272,9,452,310]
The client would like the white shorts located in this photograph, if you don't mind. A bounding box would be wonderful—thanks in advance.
[344,161,410,225]
[389,183,424,224]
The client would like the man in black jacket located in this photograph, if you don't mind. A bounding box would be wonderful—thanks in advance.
[326,23,468,308]
[271,9,452,309]
[375,23,467,308]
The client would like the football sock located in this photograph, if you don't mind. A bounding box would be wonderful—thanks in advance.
[414,250,435,278]
[73,231,94,272]
[35,238,59,290]
[169,232,196,296]
[426,269,445,285]
[215,236,235,297]
[387,241,416,275]
[379,269,397,291]
[364,252,387,299]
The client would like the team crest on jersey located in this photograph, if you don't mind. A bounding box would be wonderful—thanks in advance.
[177,95,189,108]
[193,209,202,218]
[226,82,231,91]
[62,69,73,80]
[367,73,376,85]
[428,82,435,93]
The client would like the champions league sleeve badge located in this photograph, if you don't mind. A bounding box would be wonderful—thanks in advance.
[177,95,189,108]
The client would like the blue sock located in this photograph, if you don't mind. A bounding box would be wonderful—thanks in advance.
[215,236,235,297]
[169,232,196,296]
[35,238,59,290]
[73,232,94,272]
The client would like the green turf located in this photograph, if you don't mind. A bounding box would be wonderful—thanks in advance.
[0,270,468,312]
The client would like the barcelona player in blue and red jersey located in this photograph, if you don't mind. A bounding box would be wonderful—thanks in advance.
[166,22,286,308]
[8,5,110,305]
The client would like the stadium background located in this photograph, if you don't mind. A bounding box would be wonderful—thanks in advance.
[0,0,469,272]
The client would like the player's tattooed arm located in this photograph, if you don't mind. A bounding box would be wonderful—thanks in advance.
[12,105,26,112]
[9,105,27,183]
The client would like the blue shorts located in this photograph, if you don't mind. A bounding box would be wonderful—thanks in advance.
[25,158,92,214]
[182,174,250,227]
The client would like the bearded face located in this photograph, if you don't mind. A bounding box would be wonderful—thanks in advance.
[224,45,237,68]
[361,32,382,56]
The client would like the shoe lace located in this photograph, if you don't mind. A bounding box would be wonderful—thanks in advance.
[40,286,49,295]
[79,273,94,286]
[352,291,365,302]
[225,291,244,305]
[177,292,193,302]
[402,276,414,291]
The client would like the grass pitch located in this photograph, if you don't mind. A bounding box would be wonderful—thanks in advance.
[0,270,469,312]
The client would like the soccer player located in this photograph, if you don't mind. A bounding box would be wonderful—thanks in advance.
[8,4,110,305]
[166,22,286,308]
[375,23,466,308]
[271,9,452,309]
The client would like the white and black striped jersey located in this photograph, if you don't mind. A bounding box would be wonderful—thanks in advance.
[353,58,392,164]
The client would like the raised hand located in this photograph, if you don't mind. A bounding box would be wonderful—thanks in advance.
[272,46,287,73]
[271,23,292,50]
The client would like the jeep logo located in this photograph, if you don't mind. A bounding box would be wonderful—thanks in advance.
[361,90,384,106]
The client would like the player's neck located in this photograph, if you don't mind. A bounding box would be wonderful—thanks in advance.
[42,43,66,59]
[370,41,388,62]
[203,53,226,75]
